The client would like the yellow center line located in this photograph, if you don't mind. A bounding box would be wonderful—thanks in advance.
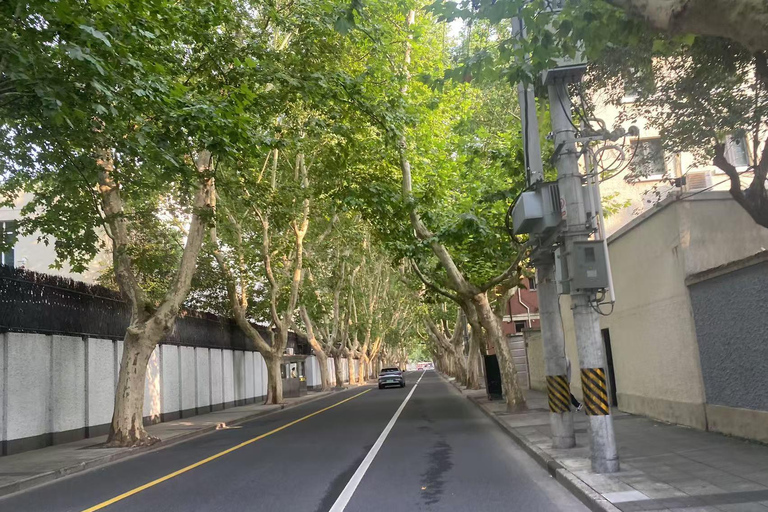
[81,389,372,512]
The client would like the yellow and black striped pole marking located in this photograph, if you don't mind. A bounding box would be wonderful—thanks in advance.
[581,368,610,415]
[546,375,571,413]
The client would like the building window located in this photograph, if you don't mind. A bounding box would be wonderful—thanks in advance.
[513,321,526,333]
[528,275,537,291]
[627,138,666,181]
[1,221,15,268]
[724,134,750,168]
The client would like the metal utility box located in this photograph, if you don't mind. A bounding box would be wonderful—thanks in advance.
[542,62,587,86]
[540,2,587,86]
[511,182,562,235]
[571,241,609,291]
[512,191,543,235]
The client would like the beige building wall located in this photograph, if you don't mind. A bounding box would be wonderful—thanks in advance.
[0,194,109,283]
[560,192,768,433]
[523,330,546,392]
[588,91,756,237]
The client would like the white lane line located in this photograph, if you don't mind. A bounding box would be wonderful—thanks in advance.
[329,370,426,512]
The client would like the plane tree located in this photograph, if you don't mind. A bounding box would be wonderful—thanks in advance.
[0,0,263,446]
[334,4,530,409]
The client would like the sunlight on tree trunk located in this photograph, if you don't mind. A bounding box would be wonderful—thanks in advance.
[108,332,157,447]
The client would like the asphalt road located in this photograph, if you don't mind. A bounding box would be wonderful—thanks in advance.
[0,371,588,512]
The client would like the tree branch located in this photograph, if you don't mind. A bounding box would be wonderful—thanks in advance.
[96,150,147,321]
[154,163,214,322]
[410,259,460,302]
[210,208,272,355]
[606,0,768,53]
[479,250,528,293]
[254,209,281,334]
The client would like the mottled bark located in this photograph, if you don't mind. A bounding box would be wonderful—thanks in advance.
[608,0,768,53]
[358,356,369,383]
[108,332,156,447]
[264,352,283,405]
[465,317,483,390]
[348,357,358,385]
[714,140,768,229]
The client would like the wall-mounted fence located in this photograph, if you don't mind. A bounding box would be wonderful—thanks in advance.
[0,266,309,353]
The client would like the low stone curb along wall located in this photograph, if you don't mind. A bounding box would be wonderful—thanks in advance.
[0,332,344,456]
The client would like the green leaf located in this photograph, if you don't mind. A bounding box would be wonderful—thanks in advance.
[79,25,112,47]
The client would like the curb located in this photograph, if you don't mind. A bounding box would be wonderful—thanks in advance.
[0,390,339,499]
[465,394,620,512]
[446,377,464,394]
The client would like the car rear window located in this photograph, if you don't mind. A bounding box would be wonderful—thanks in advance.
[380,368,400,375]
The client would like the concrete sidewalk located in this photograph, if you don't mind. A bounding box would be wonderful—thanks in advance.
[0,390,336,498]
[447,377,768,512]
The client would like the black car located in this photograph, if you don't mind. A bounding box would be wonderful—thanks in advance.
[378,367,405,389]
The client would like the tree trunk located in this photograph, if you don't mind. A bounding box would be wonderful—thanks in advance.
[348,358,357,385]
[473,292,526,412]
[332,354,344,388]
[264,353,284,404]
[453,349,467,384]
[466,332,481,390]
[314,350,330,391]
[358,356,368,384]
[465,306,484,390]
[107,330,158,447]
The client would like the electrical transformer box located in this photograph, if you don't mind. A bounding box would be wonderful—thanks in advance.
[511,182,562,236]
[571,241,609,291]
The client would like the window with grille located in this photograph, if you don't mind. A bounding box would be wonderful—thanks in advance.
[724,134,750,168]
[627,138,666,181]
[1,220,15,267]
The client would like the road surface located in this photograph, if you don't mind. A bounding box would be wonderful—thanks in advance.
[0,371,588,511]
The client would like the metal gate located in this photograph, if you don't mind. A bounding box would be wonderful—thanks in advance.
[508,334,530,389]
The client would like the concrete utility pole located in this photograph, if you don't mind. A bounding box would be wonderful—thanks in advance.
[535,255,576,448]
[516,74,576,448]
[548,81,619,473]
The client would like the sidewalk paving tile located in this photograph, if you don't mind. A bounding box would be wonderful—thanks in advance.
[455,381,768,512]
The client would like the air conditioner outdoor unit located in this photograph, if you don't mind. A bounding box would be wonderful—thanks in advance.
[686,170,712,191]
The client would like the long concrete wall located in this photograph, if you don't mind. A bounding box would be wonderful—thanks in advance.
[0,333,348,456]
